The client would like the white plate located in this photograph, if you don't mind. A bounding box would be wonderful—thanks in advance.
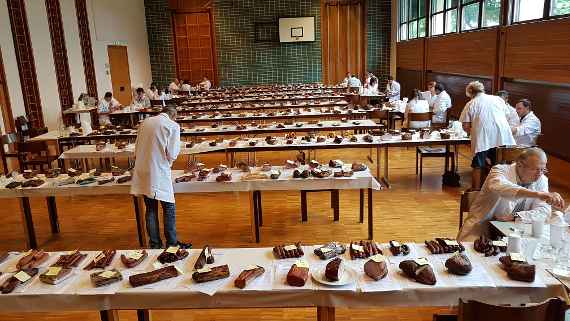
[311,266,356,286]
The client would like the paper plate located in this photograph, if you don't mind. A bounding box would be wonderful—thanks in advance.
[311,265,356,286]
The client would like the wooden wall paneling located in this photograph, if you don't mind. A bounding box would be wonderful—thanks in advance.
[75,0,98,99]
[426,29,498,77]
[396,39,424,71]
[0,46,15,132]
[426,72,492,119]
[330,5,340,82]
[45,0,74,111]
[7,0,45,129]
[503,80,570,161]
[339,4,348,80]
[168,0,212,10]
[503,18,570,84]
[321,0,329,83]
[396,68,423,100]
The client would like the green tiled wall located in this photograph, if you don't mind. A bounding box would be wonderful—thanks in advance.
[367,0,392,85]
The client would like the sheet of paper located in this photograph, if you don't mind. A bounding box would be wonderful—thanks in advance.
[272,262,314,291]
[25,270,79,295]
[355,261,403,292]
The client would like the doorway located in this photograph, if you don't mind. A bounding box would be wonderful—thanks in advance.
[107,45,132,105]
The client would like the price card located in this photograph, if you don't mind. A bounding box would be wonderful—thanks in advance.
[295,260,309,269]
[510,253,526,262]
[174,265,184,275]
[245,265,260,271]
[370,254,386,263]
[127,251,143,260]
[444,239,459,246]
[197,267,211,273]
[320,247,332,253]
[166,246,179,254]
[152,262,163,270]
[492,240,507,247]
[14,271,31,283]
[45,266,62,276]
[284,245,297,251]
[414,257,429,266]
[351,244,364,252]
[99,271,116,279]
[391,241,400,247]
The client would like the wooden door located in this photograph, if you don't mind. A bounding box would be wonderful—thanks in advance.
[0,46,14,133]
[321,0,367,84]
[107,45,132,105]
[173,11,216,86]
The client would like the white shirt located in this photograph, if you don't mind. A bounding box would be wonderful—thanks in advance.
[459,93,516,155]
[421,91,435,105]
[98,98,120,125]
[405,99,430,128]
[168,82,180,92]
[513,111,541,146]
[131,113,181,203]
[431,90,452,124]
[362,83,379,96]
[340,77,350,87]
[132,94,151,108]
[386,81,401,101]
[199,80,212,91]
[503,103,519,127]
[457,163,550,241]
[180,84,192,92]
[348,77,362,88]
[147,89,160,100]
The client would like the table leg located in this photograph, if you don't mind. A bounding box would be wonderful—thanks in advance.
[248,191,259,243]
[19,197,37,249]
[256,191,263,227]
[368,188,373,240]
[444,144,450,172]
[317,306,335,321]
[100,310,119,321]
[133,196,148,247]
[332,190,339,221]
[375,146,381,181]
[359,189,364,223]
[301,191,308,222]
[137,309,151,321]
[382,147,391,188]
[46,196,60,234]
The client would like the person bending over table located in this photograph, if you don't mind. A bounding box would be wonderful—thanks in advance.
[385,75,401,101]
[147,83,160,100]
[459,81,515,190]
[131,105,191,249]
[132,87,151,109]
[457,147,565,241]
[496,90,519,127]
[198,76,212,91]
[98,92,121,126]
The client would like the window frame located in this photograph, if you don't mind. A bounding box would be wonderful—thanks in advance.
[398,0,428,41]
[430,0,460,36]
[510,0,570,25]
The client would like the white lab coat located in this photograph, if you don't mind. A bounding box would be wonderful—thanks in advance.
[503,103,520,127]
[421,91,435,105]
[431,90,452,124]
[131,113,181,203]
[457,163,550,241]
[180,84,193,92]
[513,111,541,147]
[168,82,180,93]
[459,93,516,155]
[405,99,430,128]
[348,77,362,88]
[362,83,379,96]
[386,81,401,101]
[199,80,212,91]
[98,98,120,125]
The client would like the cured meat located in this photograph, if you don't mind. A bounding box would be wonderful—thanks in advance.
[192,265,230,283]
[120,250,148,269]
[1,268,38,294]
[273,243,304,259]
[84,250,116,270]
[445,253,473,275]
[351,163,367,171]
[17,250,49,270]
[129,266,180,287]
[52,251,87,268]
[157,247,189,264]
[286,264,309,287]
[5,181,22,189]
[364,259,388,281]
[194,245,215,270]
[325,257,344,281]
[388,240,410,256]
[399,260,437,285]
[314,242,346,260]
[425,238,465,254]
[474,235,506,256]
[22,179,44,188]
[349,241,382,259]
[234,266,265,289]
[90,269,123,287]
[499,255,536,282]
[39,267,73,285]
[117,175,132,184]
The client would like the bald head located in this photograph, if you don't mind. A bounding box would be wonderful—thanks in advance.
[516,147,548,184]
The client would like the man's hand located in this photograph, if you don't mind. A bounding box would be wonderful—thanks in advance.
[537,192,565,210]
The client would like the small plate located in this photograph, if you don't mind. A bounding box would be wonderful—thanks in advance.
[311,265,356,286]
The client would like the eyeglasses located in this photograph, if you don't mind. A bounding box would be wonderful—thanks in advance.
[524,167,548,174]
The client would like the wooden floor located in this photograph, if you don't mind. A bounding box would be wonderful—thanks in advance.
[0,146,568,321]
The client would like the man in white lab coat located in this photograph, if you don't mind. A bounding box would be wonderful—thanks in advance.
[168,79,180,93]
[496,90,519,127]
[459,81,516,189]
[131,106,190,249]
[198,77,212,91]
[431,83,452,125]
[458,148,565,241]
[512,99,541,147]
[421,80,436,105]
[386,75,401,101]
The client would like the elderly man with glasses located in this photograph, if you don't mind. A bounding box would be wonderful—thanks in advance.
[458,147,565,241]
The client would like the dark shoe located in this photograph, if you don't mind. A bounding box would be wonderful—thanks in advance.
[175,241,192,249]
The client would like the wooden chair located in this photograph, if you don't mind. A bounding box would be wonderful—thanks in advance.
[458,190,480,229]
[415,113,454,184]
[1,133,19,174]
[434,297,568,321]
[496,145,529,164]
[17,141,59,172]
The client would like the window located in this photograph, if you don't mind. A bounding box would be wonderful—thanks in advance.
[512,0,570,23]
[398,0,427,41]
[431,0,459,35]
[551,0,570,16]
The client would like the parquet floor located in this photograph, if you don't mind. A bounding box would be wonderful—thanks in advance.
[0,146,568,321]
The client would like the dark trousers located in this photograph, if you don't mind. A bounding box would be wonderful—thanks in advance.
[143,196,177,249]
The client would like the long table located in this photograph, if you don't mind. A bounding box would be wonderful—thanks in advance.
[0,167,380,248]
[0,242,565,321]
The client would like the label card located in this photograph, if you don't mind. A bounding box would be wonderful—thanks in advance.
[99,271,117,279]
[245,265,260,271]
[197,267,211,274]
[510,253,526,262]
[166,246,179,254]
[14,271,31,283]
[351,244,364,252]
[94,252,106,262]
[444,239,459,246]
[492,240,507,247]
[284,245,297,251]
[45,266,62,276]
[295,260,309,269]
[320,247,332,253]
[414,257,429,266]
[127,251,143,261]
[391,241,400,247]
[370,254,386,263]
